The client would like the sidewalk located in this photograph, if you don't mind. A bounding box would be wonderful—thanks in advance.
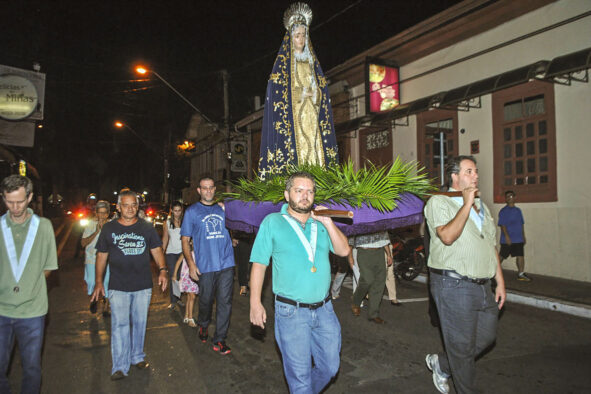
[502,269,591,306]
[414,268,591,319]
[501,268,591,319]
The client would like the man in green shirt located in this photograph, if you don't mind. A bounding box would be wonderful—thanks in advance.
[250,172,350,393]
[0,175,58,393]
[424,156,505,394]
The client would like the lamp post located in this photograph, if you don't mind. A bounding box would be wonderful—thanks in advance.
[114,121,169,204]
[114,121,155,151]
[134,66,218,127]
[134,65,233,184]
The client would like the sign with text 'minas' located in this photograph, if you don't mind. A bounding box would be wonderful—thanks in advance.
[0,64,46,121]
[0,75,38,120]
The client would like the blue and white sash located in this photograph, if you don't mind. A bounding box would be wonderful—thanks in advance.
[450,197,485,232]
[1,213,40,283]
[282,214,317,263]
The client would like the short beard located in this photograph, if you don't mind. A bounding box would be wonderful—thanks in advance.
[288,199,313,214]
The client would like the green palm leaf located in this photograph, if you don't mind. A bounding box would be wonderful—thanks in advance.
[224,157,436,212]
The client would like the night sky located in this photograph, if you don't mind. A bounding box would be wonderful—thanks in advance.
[2,0,461,202]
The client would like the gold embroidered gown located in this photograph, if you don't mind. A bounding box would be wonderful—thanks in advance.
[292,60,324,166]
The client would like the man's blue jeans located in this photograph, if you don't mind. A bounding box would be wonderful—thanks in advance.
[109,288,152,375]
[197,267,234,343]
[0,314,45,394]
[274,299,341,394]
[430,272,498,394]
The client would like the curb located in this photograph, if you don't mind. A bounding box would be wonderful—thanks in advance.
[414,274,591,319]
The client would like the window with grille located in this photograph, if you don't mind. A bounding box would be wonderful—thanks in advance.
[493,81,556,203]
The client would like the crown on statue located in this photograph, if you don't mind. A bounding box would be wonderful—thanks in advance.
[283,2,313,30]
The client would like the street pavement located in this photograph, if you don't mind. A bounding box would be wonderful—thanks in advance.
[5,219,591,393]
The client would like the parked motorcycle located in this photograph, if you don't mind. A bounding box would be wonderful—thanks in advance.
[391,235,426,281]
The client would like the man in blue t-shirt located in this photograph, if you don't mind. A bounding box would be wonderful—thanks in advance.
[91,190,168,380]
[498,190,531,281]
[250,172,350,393]
[181,176,235,355]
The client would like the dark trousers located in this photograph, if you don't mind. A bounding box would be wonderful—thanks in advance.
[430,272,498,394]
[165,253,182,304]
[352,248,387,319]
[197,267,234,343]
[0,315,45,394]
[233,240,252,287]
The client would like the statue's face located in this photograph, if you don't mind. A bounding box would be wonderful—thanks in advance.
[292,26,306,53]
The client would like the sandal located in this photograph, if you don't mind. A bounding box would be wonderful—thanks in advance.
[186,318,196,327]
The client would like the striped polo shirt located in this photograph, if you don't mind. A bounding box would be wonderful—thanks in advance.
[424,194,497,279]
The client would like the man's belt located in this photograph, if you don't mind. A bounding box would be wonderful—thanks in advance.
[357,246,384,250]
[275,294,331,310]
[429,268,490,285]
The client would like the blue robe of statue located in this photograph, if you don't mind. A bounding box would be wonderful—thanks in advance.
[258,32,339,180]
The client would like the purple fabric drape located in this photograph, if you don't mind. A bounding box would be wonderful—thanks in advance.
[224,193,424,236]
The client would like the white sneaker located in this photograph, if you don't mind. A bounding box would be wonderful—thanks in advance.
[425,354,450,393]
[518,272,532,282]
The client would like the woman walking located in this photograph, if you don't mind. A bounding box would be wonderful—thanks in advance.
[162,201,184,309]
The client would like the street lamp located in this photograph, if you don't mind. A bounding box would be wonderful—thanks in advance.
[134,65,216,126]
[114,121,157,154]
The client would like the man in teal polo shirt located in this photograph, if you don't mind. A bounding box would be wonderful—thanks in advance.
[0,175,58,393]
[250,171,350,394]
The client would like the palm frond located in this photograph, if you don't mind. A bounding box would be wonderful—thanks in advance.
[224,157,436,212]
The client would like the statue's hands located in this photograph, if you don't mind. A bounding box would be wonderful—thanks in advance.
[302,86,313,98]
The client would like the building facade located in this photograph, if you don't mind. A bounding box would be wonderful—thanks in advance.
[236,0,591,281]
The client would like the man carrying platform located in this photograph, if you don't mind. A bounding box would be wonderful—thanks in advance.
[249,171,350,393]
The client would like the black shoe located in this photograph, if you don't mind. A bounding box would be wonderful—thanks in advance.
[391,300,403,306]
[110,371,125,381]
[133,361,149,369]
[198,326,208,343]
[368,317,386,324]
[89,301,98,314]
[213,341,231,355]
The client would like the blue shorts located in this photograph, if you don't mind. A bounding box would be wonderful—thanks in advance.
[84,263,110,297]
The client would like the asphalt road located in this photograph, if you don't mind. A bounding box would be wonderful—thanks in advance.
[6,220,591,393]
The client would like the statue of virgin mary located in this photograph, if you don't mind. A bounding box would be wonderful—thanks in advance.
[257,2,339,180]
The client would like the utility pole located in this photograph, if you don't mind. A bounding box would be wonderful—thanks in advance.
[163,128,171,205]
[222,69,231,184]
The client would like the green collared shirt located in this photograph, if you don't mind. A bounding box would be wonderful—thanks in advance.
[424,192,497,279]
[250,204,334,303]
[0,208,58,318]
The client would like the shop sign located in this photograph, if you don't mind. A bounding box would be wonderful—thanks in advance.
[0,74,39,120]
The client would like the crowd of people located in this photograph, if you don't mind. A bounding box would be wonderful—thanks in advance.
[0,155,534,393]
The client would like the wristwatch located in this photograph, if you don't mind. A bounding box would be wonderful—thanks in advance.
[159,267,168,272]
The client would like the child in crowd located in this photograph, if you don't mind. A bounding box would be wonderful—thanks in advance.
[173,247,199,327]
